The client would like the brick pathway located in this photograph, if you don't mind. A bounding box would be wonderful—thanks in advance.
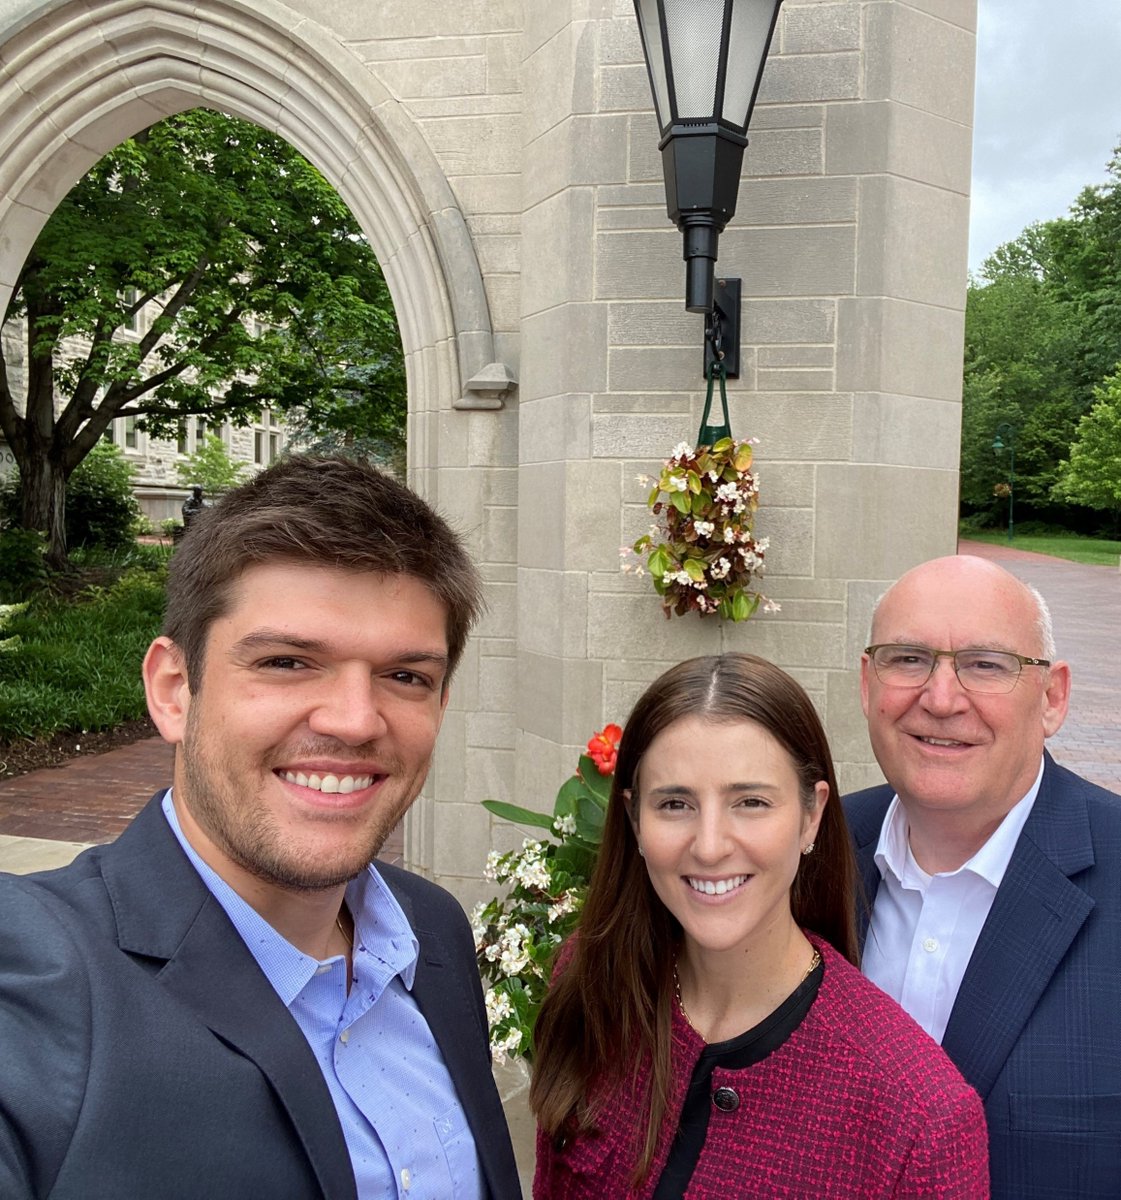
[958,540,1121,793]
[0,735,404,864]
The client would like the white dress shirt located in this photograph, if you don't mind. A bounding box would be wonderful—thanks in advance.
[862,759,1044,1044]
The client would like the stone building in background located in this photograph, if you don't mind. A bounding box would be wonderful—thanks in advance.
[0,0,977,906]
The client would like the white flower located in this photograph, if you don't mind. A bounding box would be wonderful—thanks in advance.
[483,850,503,882]
[671,441,692,460]
[470,901,489,949]
[763,598,782,613]
[714,482,739,505]
[490,1026,523,1066]
[755,537,770,551]
[711,557,731,580]
[497,923,532,976]
[693,520,714,537]
[548,891,578,923]
[707,469,720,482]
[485,987,513,1026]
[635,473,651,485]
[667,474,688,492]
[692,576,708,590]
[723,526,736,544]
[553,813,577,836]
[668,569,693,586]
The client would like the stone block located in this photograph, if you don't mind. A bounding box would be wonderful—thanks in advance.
[759,345,834,368]
[519,393,595,463]
[522,189,595,314]
[467,402,519,467]
[319,0,520,37]
[593,392,693,415]
[781,3,861,53]
[516,651,606,744]
[855,175,969,309]
[467,709,517,751]
[599,62,651,112]
[483,503,518,565]
[825,667,879,786]
[608,301,702,346]
[608,346,698,392]
[814,463,959,580]
[520,302,608,400]
[757,367,834,392]
[486,33,522,95]
[479,651,517,711]
[372,55,486,101]
[864,3,975,126]
[518,568,588,657]
[449,171,521,217]
[738,176,858,226]
[852,392,961,470]
[592,412,697,459]
[476,579,517,640]
[755,504,814,578]
[757,51,860,105]
[742,298,836,344]
[464,746,517,808]
[825,100,973,193]
[836,297,966,402]
[756,461,814,507]
[741,126,824,178]
[740,392,854,463]
[523,114,629,209]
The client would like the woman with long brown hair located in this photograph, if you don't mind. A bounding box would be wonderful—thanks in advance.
[531,653,987,1198]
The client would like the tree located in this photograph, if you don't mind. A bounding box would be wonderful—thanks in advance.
[175,434,248,495]
[0,108,404,565]
[1052,368,1121,532]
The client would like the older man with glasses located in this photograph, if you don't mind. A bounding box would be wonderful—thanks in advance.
[845,554,1121,1200]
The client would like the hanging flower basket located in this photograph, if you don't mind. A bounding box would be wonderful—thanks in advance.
[624,366,777,621]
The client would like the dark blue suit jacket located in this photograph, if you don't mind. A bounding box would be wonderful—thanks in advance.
[0,793,522,1200]
[845,754,1121,1200]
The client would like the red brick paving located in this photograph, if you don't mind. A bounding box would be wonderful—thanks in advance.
[0,734,404,863]
[959,540,1121,794]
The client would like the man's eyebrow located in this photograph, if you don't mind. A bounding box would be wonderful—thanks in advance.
[230,630,449,670]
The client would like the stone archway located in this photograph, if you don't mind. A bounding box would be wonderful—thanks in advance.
[0,0,498,443]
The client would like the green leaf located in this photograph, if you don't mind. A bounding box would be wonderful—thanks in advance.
[647,545,671,577]
[481,799,555,831]
[682,558,706,582]
[576,754,612,804]
[574,794,606,844]
[670,490,690,514]
[710,436,734,455]
[732,442,754,472]
[686,470,702,494]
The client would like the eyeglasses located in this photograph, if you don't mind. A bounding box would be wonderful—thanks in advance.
[864,644,1050,694]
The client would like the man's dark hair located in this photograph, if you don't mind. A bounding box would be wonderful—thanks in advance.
[164,454,483,685]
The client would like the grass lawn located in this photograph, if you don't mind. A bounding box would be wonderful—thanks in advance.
[961,528,1121,567]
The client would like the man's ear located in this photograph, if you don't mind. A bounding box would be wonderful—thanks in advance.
[143,637,192,745]
[1041,659,1072,738]
[859,653,872,718]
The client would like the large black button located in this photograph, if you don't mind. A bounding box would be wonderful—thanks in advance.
[712,1086,740,1112]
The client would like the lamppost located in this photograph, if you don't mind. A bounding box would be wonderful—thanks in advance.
[992,422,1017,542]
[632,0,784,371]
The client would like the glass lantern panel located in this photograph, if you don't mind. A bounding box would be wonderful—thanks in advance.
[635,0,673,129]
[721,0,781,129]
[662,0,724,120]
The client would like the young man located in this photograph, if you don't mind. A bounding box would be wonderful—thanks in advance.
[0,456,521,1200]
[846,555,1121,1200]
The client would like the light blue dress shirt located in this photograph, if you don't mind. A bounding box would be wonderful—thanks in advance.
[161,791,483,1199]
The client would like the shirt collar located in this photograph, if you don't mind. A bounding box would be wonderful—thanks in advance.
[873,757,1045,890]
[160,789,419,1004]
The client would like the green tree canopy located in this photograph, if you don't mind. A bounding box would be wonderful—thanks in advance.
[962,138,1121,529]
[0,107,404,565]
[1052,368,1121,530]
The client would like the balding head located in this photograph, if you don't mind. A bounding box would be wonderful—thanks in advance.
[860,555,1071,866]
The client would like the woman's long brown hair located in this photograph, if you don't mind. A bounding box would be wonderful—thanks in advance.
[530,653,860,1182]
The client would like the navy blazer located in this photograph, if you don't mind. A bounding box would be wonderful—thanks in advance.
[845,754,1121,1200]
[0,793,522,1200]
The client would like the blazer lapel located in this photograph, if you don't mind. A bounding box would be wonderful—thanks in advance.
[941,761,1096,1101]
[102,796,357,1200]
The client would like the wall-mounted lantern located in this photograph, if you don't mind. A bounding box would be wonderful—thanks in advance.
[633,0,784,373]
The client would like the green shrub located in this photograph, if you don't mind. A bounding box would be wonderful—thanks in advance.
[0,528,48,602]
[67,443,142,549]
[176,434,247,494]
[0,566,166,739]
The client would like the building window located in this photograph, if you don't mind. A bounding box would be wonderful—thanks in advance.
[122,288,141,335]
[177,421,188,455]
[123,416,138,450]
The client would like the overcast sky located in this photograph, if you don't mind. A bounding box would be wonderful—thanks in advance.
[968,0,1121,273]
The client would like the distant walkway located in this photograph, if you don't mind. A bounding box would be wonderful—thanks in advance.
[959,539,1121,793]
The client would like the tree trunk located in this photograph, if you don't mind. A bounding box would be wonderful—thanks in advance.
[19,453,68,569]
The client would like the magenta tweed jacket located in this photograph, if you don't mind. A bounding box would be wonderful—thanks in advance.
[534,934,989,1199]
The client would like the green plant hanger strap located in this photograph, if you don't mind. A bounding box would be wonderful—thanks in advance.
[696,359,733,448]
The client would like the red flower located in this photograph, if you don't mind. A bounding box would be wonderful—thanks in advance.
[586,724,623,775]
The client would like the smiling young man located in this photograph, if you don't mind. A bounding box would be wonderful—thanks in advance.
[845,555,1121,1200]
[0,456,521,1200]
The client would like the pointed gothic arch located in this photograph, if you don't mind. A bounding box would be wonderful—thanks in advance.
[0,0,497,440]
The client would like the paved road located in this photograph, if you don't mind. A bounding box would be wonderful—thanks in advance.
[959,539,1121,793]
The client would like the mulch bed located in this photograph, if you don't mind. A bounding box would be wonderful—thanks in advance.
[0,717,159,782]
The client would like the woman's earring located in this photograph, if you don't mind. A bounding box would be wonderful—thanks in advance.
[801,842,815,856]
[637,845,646,858]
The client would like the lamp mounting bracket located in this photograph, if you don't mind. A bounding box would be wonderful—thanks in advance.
[702,277,741,379]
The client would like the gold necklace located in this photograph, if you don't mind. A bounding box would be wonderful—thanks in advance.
[673,947,821,1036]
[335,910,353,948]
